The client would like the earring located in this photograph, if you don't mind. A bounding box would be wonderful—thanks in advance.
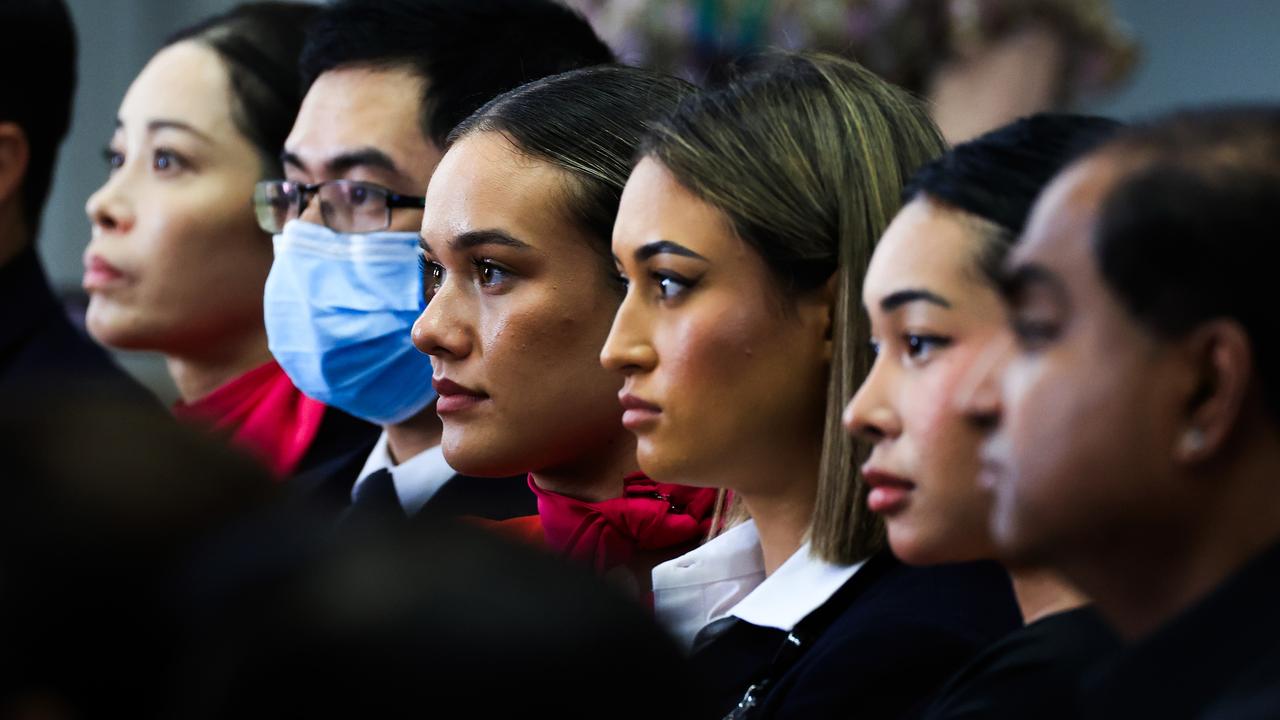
[1183,428,1206,455]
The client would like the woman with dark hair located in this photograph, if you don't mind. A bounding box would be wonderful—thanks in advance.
[411,65,718,591]
[844,114,1122,719]
[602,52,1020,717]
[84,3,376,478]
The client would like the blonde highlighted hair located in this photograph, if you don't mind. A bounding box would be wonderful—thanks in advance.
[642,53,946,563]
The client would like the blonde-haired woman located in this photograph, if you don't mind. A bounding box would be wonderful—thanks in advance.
[602,53,1020,717]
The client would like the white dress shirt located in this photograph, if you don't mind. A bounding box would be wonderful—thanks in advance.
[652,519,866,651]
[350,431,456,516]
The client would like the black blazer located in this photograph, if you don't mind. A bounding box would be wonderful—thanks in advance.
[289,438,536,524]
[694,549,1022,719]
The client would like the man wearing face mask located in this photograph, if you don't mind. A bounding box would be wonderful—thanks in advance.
[259,0,614,521]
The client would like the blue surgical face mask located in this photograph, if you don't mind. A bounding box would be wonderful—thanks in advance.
[264,220,436,425]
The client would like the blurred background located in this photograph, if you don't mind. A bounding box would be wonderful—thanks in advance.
[41,0,1280,402]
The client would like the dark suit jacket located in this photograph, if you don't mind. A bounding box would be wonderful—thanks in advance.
[0,247,155,406]
[694,549,1022,719]
[289,438,535,524]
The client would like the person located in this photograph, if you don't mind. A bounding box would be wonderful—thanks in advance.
[602,52,1020,717]
[262,0,615,523]
[963,106,1280,718]
[843,114,1122,719]
[83,2,377,479]
[0,0,152,404]
[412,65,716,592]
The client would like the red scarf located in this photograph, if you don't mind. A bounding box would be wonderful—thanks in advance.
[172,360,326,479]
[529,472,718,582]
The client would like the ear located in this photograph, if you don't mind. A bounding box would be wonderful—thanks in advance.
[1174,319,1253,464]
[0,122,30,205]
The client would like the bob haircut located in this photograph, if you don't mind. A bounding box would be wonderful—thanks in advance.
[640,52,946,564]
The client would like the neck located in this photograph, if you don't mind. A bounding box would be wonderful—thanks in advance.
[1009,567,1088,625]
[531,427,637,503]
[736,445,821,576]
[1069,435,1280,641]
[167,327,273,403]
[384,402,443,465]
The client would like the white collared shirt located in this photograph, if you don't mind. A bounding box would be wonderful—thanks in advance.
[350,431,455,516]
[652,519,866,651]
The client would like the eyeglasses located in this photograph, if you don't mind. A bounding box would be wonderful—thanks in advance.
[253,179,426,234]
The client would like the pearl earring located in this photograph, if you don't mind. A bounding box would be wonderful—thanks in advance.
[1183,428,1206,454]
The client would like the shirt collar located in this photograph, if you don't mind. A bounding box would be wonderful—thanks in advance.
[352,431,455,515]
[730,539,864,632]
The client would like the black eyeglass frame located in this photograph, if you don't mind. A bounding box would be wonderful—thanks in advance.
[253,179,426,234]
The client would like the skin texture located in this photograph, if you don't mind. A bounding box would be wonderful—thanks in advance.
[283,65,444,461]
[84,42,272,400]
[966,157,1192,572]
[844,197,1007,565]
[412,132,635,502]
[601,157,832,572]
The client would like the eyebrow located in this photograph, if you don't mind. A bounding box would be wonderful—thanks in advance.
[451,229,533,252]
[998,263,1066,304]
[280,147,402,177]
[879,288,952,312]
[634,240,708,262]
[115,118,215,144]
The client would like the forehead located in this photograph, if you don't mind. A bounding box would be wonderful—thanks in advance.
[1012,157,1118,276]
[614,157,738,253]
[286,65,432,166]
[119,41,237,138]
[863,197,987,306]
[420,132,588,249]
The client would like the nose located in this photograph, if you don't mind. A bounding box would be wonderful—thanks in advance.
[85,171,135,236]
[842,357,901,442]
[297,186,324,226]
[600,290,657,375]
[954,334,1012,432]
[411,273,473,361]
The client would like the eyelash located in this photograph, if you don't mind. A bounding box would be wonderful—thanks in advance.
[418,256,513,303]
[101,146,189,175]
[652,270,695,301]
[867,334,952,363]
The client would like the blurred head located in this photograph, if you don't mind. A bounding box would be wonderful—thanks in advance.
[845,114,1120,565]
[969,107,1280,571]
[412,66,693,488]
[0,0,76,249]
[83,2,315,357]
[602,53,945,563]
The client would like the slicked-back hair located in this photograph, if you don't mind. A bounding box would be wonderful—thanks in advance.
[165,2,319,179]
[905,113,1122,284]
[642,52,947,564]
[300,0,615,149]
[450,65,695,266]
[0,0,76,240]
[1089,106,1280,418]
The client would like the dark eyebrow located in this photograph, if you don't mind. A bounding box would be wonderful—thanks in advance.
[419,236,433,254]
[998,263,1066,305]
[880,288,952,312]
[279,146,402,177]
[635,240,707,262]
[126,118,214,144]
[451,229,533,252]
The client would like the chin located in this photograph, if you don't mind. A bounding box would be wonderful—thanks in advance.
[441,433,523,479]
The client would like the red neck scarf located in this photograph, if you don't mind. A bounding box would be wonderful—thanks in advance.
[172,360,326,479]
[529,472,718,587]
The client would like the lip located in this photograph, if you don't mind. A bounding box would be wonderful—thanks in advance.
[82,253,126,291]
[862,467,916,515]
[432,376,489,415]
[618,392,660,431]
